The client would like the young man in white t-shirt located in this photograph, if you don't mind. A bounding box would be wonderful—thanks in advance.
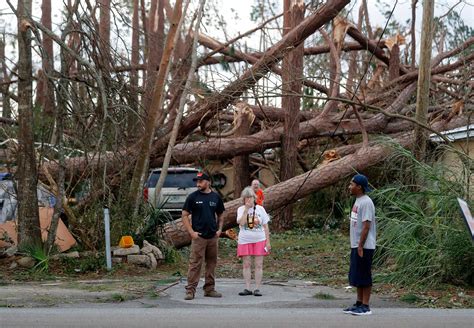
[236,186,271,297]
[343,174,376,316]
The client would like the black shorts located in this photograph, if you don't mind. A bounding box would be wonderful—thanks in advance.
[349,248,374,287]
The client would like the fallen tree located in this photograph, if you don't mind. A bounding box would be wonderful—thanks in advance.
[162,116,469,248]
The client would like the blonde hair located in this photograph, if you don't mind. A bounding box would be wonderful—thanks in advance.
[240,186,256,200]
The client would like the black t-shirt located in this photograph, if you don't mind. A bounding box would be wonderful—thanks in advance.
[183,190,225,239]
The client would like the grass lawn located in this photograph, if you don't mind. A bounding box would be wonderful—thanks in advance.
[1,228,472,308]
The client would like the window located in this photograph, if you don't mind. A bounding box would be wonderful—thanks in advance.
[147,170,198,189]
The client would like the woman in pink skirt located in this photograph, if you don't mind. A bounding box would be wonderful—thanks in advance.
[236,186,271,296]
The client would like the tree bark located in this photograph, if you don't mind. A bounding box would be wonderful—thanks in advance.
[16,0,42,248]
[277,0,304,230]
[233,109,252,199]
[0,36,12,118]
[389,43,400,81]
[142,0,165,113]
[410,0,418,69]
[37,0,55,118]
[128,0,140,138]
[98,0,111,67]
[413,0,435,161]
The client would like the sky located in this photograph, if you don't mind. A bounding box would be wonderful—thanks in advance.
[216,0,474,45]
[0,0,472,87]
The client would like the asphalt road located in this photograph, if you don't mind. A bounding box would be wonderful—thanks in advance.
[1,307,473,328]
[0,279,472,327]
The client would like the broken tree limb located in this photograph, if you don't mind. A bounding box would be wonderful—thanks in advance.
[112,41,386,72]
[248,104,318,122]
[151,0,351,155]
[198,33,330,95]
[150,82,417,166]
[347,26,409,75]
[376,42,474,96]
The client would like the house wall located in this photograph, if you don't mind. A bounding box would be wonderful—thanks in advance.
[206,160,276,201]
[441,139,473,198]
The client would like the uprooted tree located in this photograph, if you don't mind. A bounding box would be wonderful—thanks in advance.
[0,0,472,249]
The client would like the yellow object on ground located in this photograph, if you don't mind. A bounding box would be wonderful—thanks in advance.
[119,235,134,248]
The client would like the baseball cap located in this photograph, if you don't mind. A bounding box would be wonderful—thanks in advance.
[193,172,210,181]
[352,174,372,193]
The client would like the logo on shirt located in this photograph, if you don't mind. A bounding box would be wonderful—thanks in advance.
[209,201,217,207]
[195,201,203,204]
[351,205,358,227]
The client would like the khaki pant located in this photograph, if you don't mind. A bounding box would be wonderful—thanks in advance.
[185,236,218,295]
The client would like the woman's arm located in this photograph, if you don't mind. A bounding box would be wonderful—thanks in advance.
[237,207,249,226]
[263,224,271,250]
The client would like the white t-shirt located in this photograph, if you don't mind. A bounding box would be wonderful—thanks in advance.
[350,194,376,249]
[237,205,270,245]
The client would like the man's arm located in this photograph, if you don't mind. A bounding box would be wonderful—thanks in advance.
[358,221,371,257]
[215,212,224,237]
[182,209,199,239]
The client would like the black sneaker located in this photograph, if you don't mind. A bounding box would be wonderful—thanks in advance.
[350,305,372,316]
[343,303,360,314]
[238,289,253,296]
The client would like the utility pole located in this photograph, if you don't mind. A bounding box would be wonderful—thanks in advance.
[413,0,434,161]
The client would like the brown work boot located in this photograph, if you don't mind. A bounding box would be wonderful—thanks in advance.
[184,291,194,300]
[204,290,222,298]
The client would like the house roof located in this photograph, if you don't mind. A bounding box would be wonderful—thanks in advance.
[430,125,474,142]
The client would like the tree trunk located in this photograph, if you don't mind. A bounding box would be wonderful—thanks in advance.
[128,0,183,212]
[233,109,253,198]
[410,0,418,69]
[142,0,164,113]
[389,43,400,81]
[0,36,11,118]
[16,0,42,248]
[46,30,69,253]
[98,0,111,65]
[128,0,140,138]
[276,0,304,231]
[38,0,55,118]
[413,0,434,161]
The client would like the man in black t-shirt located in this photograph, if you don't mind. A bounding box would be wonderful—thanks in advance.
[182,172,225,300]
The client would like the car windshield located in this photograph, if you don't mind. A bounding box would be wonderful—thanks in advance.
[147,171,197,189]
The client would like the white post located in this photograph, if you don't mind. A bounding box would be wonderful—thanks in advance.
[103,207,112,270]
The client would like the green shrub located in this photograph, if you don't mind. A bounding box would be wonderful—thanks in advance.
[373,144,474,287]
[20,244,50,273]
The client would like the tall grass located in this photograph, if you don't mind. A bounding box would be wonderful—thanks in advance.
[373,143,473,287]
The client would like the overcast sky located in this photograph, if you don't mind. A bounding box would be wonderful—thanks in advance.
[218,0,474,38]
[0,0,472,67]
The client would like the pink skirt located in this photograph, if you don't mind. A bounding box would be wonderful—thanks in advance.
[237,240,269,257]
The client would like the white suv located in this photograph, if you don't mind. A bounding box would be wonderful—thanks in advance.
[143,167,199,218]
